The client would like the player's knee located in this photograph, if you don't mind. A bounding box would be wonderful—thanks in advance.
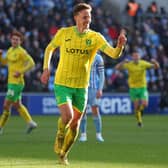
[62,114,73,125]
[3,100,12,111]
[3,103,11,111]
[134,106,139,111]
[70,118,81,129]
[143,104,147,108]
[142,102,148,108]
[70,122,78,130]
[13,101,22,110]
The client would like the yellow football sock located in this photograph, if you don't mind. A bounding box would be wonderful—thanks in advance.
[135,110,142,123]
[17,105,32,123]
[0,110,11,127]
[139,105,144,111]
[54,117,66,154]
[57,117,66,135]
[139,105,145,115]
[61,127,79,157]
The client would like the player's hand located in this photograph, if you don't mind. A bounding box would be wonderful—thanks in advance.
[117,29,127,48]
[13,71,21,78]
[40,69,50,85]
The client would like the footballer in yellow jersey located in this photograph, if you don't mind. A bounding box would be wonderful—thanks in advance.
[0,30,37,135]
[123,60,153,88]
[43,26,124,88]
[41,3,127,165]
[115,50,159,127]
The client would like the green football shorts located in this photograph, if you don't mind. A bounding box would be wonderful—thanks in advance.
[129,87,148,101]
[6,84,24,102]
[54,84,88,113]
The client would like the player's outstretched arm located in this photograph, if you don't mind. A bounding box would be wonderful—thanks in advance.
[102,28,127,59]
[115,59,129,70]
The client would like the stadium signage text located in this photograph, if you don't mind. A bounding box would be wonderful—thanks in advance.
[101,97,132,114]
[87,97,132,114]
[0,93,162,115]
[42,97,59,114]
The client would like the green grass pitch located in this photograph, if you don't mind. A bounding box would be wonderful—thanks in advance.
[0,115,168,168]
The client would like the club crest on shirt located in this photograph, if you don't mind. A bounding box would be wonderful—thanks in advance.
[86,39,91,46]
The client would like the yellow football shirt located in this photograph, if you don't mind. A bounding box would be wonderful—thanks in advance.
[0,46,35,85]
[43,26,124,88]
[123,60,153,88]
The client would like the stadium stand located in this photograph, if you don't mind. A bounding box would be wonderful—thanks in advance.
[0,0,167,93]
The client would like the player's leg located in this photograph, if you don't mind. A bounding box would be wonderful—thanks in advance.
[91,106,104,142]
[55,117,67,153]
[135,87,148,127]
[139,87,149,115]
[129,88,142,127]
[79,110,87,142]
[0,84,19,134]
[13,100,37,133]
[90,88,104,142]
[140,100,148,113]
[59,108,82,165]
[54,103,73,156]
[79,88,91,142]
[58,87,87,165]
[0,99,12,134]
[53,85,74,158]
[11,84,37,133]
[133,100,143,126]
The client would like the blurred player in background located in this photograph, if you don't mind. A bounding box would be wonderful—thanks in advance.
[115,50,159,127]
[0,30,37,135]
[40,3,126,165]
[79,53,105,142]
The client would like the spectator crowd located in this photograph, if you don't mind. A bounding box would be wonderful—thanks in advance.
[0,0,168,93]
